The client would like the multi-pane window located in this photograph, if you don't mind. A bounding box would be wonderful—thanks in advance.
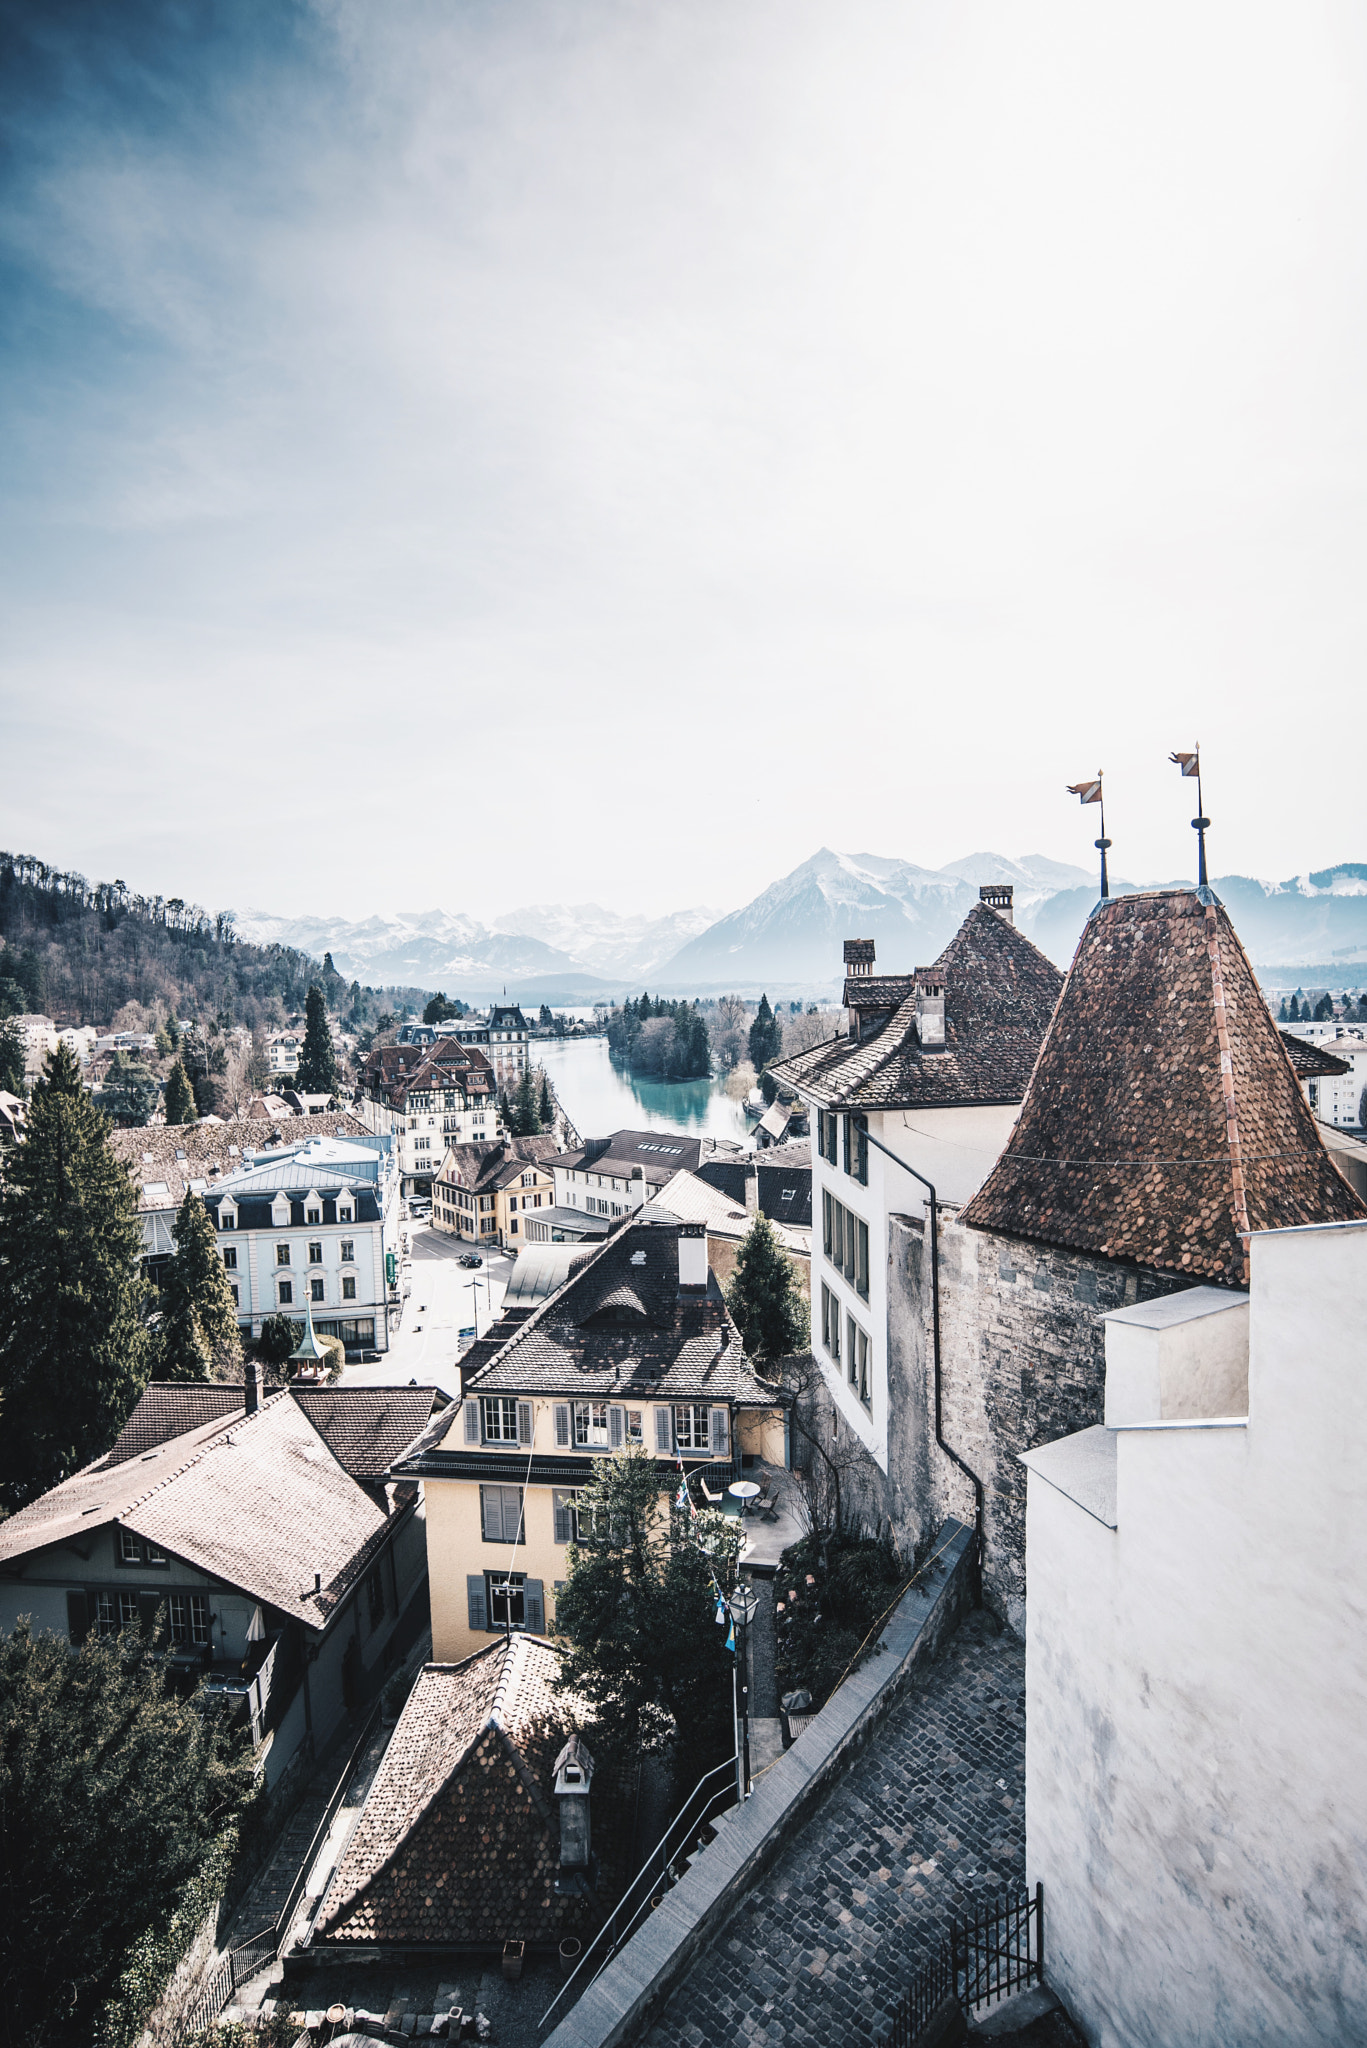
[482,1397,520,1443]
[625,1408,643,1444]
[339,1206,353,1223]
[118,1590,138,1630]
[307,1207,321,1224]
[119,1529,141,1563]
[817,1109,838,1165]
[342,1276,357,1300]
[93,1590,117,1638]
[168,1594,210,1646]
[340,1240,354,1262]
[276,1244,291,1266]
[230,1283,239,1304]
[821,1282,841,1363]
[278,1280,293,1305]
[573,1401,610,1447]
[222,1246,237,1270]
[487,1571,525,1630]
[310,1279,325,1303]
[673,1404,710,1450]
[480,1484,524,1542]
[552,1489,580,1543]
[308,1241,323,1264]
[847,1314,871,1409]
[823,1192,870,1300]
[843,1115,869,1185]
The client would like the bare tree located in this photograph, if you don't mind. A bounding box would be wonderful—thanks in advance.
[710,997,750,1073]
[783,1008,844,1057]
[772,1352,862,1559]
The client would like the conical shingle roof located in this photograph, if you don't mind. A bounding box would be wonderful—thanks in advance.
[961,890,1366,1284]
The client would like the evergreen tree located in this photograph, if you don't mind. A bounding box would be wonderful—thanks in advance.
[725,1212,811,1359]
[511,1064,541,1135]
[422,991,461,1026]
[295,982,339,1095]
[497,1087,512,1132]
[156,1192,243,1382]
[1314,992,1335,1022]
[257,1313,303,1375]
[538,1070,554,1126]
[0,1015,25,1095]
[1289,993,1302,1021]
[1278,998,1288,1022]
[94,1053,160,1127]
[163,1059,196,1125]
[0,1045,151,1510]
[0,1619,257,2048]
[748,993,782,1071]
[553,1448,739,1786]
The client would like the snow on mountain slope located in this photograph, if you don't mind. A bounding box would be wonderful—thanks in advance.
[491,902,724,979]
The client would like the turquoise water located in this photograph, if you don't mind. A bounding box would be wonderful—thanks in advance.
[536,1036,754,1145]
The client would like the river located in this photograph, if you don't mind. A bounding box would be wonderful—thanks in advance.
[535,1036,755,1147]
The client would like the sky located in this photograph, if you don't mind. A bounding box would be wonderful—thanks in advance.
[3,0,1366,927]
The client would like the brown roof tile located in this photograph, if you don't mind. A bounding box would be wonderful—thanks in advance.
[109,1111,373,1209]
[961,890,1367,1283]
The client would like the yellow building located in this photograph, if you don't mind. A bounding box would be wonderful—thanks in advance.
[431,1137,559,1251]
[393,1216,789,1662]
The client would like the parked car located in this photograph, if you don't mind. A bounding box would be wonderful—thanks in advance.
[458,1253,483,1268]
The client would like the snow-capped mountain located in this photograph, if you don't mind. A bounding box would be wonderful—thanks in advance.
[234,857,1367,1002]
[490,903,723,980]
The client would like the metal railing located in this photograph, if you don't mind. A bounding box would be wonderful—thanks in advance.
[539,1754,739,2034]
[881,1884,1043,2048]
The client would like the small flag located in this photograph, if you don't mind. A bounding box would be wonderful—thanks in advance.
[725,1619,736,1654]
[1170,750,1200,777]
[1067,778,1103,804]
[715,1600,728,1626]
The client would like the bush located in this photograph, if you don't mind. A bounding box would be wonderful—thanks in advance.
[773,1534,906,1710]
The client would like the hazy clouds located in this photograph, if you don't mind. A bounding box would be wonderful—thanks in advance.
[3,0,1365,920]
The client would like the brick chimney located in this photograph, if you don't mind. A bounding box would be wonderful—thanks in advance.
[914,968,947,1049]
[244,1357,260,1416]
[980,884,1014,925]
[678,1221,709,1291]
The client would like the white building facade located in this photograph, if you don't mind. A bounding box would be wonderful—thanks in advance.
[1022,1219,1367,2048]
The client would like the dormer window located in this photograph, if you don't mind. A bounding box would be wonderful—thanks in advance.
[339,1205,352,1222]
[219,1210,235,1231]
[307,1207,321,1224]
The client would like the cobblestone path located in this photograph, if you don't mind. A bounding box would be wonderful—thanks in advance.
[643,1607,1025,2048]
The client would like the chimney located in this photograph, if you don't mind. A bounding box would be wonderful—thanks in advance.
[843,938,876,979]
[678,1221,709,1291]
[744,1165,758,1216]
[914,968,947,1049]
[553,1735,596,1871]
[980,884,1014,925]
[244,1356,260,1416]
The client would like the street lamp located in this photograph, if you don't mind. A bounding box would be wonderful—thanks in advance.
[731,1583,759,1801]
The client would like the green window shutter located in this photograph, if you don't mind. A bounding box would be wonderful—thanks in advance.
[654,1406,672,1453]
[517,1402,533,1445]
[524,1579,545,1634]
[554,1403,570,1447]
[480,1486,500,1541]
[553,1492,572,1543]
[464,1400,480,1444]
[710,1407,729,1458]
[467,1575,487,1630]
[66,1591,88,1645]
[609,1405,623,1449]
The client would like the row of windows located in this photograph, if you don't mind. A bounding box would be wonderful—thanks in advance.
[270,1276,359,1306]
[823,1192,870,1299]
[90,1589,210,1644]
[265,1240,357,1266]
[467,1399,729,1456]
[816,1110,868,1185]
[478,1483,674,1549]
[820,1284,872,1410]
[219,1204,354,1230]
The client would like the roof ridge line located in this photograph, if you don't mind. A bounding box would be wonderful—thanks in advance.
[462,1217,635,1386]
[119,1388,291,1522]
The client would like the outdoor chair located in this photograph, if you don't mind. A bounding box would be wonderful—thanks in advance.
[698,1473,724,1507]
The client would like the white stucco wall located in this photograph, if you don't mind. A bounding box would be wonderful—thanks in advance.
[1025,1220,1367,2047]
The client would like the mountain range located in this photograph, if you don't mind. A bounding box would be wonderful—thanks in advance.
[233,851,1367,1002]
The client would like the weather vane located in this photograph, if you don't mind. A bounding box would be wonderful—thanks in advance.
[1169,746,1213,899]
[1066,772,1110,900]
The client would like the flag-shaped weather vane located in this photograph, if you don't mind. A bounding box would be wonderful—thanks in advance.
[1066,771,1111,900]
[1170,745,1214,899]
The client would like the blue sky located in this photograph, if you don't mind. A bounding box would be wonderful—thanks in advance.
[3,0,1366,924]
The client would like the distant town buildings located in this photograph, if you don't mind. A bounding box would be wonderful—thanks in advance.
[356,1037,498,1195]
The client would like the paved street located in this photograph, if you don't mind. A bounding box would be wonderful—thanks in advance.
[341,1224,514,1396]
[643,1608,1026,2048]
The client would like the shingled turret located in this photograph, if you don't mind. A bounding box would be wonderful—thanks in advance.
[961,890,1366,1285]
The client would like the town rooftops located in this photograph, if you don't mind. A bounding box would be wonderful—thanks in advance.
[771,902,1064,1112]
[312,1635,625,1948]
[1279,1033,1353,1080]
[109,1112,374,1211]
[102,1381,445,1484]
[489,1005,528,1030]
[654,1167,812,1251]
[0,1393,397,1629]
[549,1128,705,1185]
[961,890,1367,1284]
[429,1214,777,1406]
[437,1135,559,1196]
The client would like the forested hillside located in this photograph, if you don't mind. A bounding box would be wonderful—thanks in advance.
[0,852,423,1030]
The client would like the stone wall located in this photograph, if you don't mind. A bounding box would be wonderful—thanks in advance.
[804,1213,1190,1634]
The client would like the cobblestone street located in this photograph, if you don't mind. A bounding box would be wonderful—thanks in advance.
[644,1607,1026,2048]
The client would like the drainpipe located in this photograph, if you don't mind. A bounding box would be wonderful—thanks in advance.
[829,1111,985,1579]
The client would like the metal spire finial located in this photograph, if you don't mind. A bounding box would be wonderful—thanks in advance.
[1170,747,1215,902]
[1066,772,1110,900]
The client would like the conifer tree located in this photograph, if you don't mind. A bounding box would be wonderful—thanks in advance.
[512,1064,541,1135]
[295,982,339,1095]
[0,1015,25,1095]
[538,1070,554,1126]
[163,1059,196,1125]
[156,1192,243,1382]
[1278,998,1288,1022]
[725,1211,810,1359]
[0,1045,151,1509]
[748,993,782,1072]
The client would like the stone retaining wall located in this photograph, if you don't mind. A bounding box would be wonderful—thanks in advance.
[543,1517,977,2048]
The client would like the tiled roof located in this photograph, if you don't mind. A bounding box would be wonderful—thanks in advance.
[961,890,1367,1284]
[770,905,1063,1111]
[549,1130,704,1185]
[0,1394,390,1628]
[1279,1033,1352,1079]
[653,1167,811,1250]
[437,1138,557,1196]
[109,1112,373,1210]
[104,1384,244,1461]
[315,1636,625,1948]
[449,1217,776,1405]
[104,1383,446,1481]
